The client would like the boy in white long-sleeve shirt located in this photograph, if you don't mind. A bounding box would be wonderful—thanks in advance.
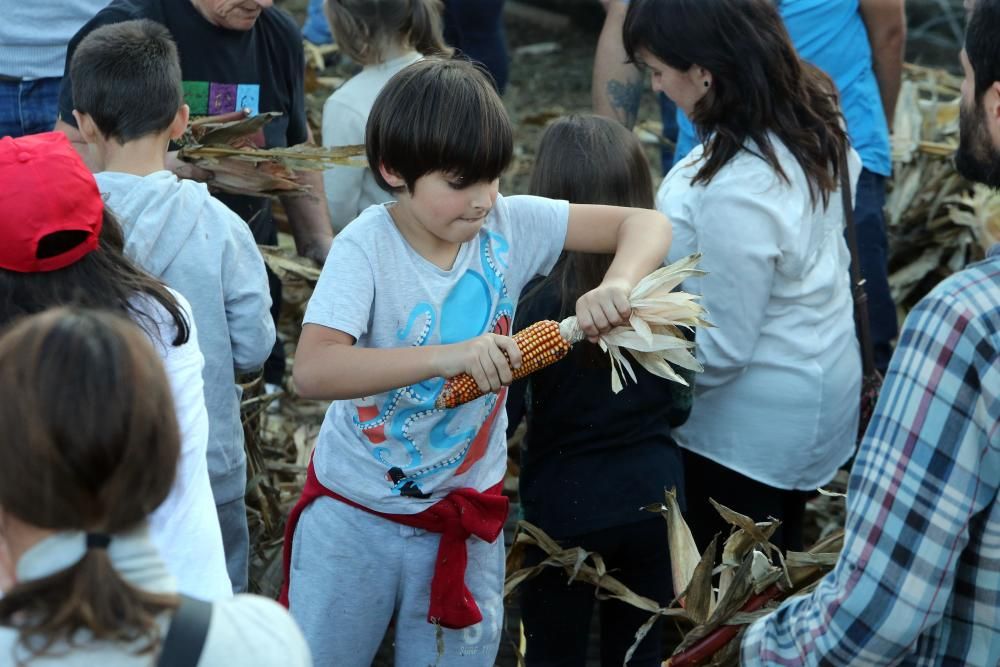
[68,19,275,594]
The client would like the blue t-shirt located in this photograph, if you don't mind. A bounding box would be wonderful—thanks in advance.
[675,0,891,176]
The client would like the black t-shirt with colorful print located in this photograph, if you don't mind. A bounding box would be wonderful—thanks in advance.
[59,0,307,233]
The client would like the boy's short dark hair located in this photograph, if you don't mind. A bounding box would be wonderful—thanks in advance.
[70,20,183,143]
[366,58,513,192]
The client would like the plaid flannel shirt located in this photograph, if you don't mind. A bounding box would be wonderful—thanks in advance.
[742,250,1000,666]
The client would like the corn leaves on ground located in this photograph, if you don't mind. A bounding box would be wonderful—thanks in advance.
[504,492,846,667]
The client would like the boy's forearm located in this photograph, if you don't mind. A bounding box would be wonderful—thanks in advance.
[293,340,445,401]
[603,211,672,288]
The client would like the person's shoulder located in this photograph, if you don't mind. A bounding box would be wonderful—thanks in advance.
[336,205,394,242]
[922,254,1000,324]
[707,141,797,198]
[322,80,369,120]
[203,594,310,666]
[175,179,250,230]
[491,193,566,220]
[258,6,303,42]
[92,0,160,23]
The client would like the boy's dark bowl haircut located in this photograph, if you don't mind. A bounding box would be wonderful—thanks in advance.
[366,58,513,192]
[70,19,183,143]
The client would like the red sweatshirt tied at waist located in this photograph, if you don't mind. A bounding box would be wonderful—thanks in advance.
[279,460,509,630]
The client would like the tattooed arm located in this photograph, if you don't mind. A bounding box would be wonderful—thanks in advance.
[592,0,643,128]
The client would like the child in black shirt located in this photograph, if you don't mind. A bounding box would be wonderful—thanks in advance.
[507,114,691,667]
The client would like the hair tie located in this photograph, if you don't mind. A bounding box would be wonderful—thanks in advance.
[86,533,111,549]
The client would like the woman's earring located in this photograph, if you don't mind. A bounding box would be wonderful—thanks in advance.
[704,80,711,88]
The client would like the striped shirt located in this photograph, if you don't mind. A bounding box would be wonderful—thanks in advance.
[0,2,110,80]
[741,250,1000,666]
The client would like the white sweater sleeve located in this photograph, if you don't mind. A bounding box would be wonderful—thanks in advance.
[145,294,232,601]
[322,96,368,231]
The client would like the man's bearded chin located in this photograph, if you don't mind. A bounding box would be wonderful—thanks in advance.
[955,98,1000,188]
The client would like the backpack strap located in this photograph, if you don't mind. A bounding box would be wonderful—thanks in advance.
[157,595,214,667]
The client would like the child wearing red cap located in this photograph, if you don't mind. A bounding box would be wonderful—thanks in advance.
[0,130,231,601]
[68,19,275,595]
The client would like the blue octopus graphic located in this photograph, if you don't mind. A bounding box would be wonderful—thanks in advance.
[354,231,515,497]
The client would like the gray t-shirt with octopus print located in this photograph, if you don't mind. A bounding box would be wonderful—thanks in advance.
[304,193,569,514]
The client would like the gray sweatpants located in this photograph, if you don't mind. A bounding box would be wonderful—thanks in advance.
[216,495,250,594]
[288,496,504,667]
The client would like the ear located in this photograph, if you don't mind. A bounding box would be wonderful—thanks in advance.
[378,163,407,189]
[169,104,191,141]
[988,81,1000,122]
[691,65,712,89]
[72,110,100,144]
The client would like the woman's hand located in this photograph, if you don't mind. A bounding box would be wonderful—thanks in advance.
[576,277,633,342]
[434,334,523,393]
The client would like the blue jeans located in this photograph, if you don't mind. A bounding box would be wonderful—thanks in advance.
[216,494,249,594]
[0,77,61,138]
[851,168,897,373]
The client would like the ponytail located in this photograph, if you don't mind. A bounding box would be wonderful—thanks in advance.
[0,309,182,662]
[406,0,450,57]
[0,550,178,662]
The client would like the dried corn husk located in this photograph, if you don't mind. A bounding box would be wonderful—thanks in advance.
[178,111,366,198]
[887,64,1000,314]
[504,494,849,667]
[258,244,322,283]
[643,488,705,608]
[558,253,711,394]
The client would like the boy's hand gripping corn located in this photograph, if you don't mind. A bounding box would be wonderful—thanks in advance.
[434,254,712,410]
[434,320,573,409]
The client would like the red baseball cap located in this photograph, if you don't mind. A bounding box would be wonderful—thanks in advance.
[0,132,103,273]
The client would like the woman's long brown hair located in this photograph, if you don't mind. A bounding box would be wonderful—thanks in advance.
[0,309,181,661]
[623,0,849,207]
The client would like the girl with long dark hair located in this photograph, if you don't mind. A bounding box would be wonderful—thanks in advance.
[623,0,862,551]
[507,114,689,667]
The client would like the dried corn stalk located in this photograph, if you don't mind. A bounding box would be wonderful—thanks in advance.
[436,254,711,409]
[178,111,366,198]
[504,493,848,667]
[887,64,1000,313]
[258,244,322,283]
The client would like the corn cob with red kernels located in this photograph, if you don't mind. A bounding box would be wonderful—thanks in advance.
[434,320,572,409]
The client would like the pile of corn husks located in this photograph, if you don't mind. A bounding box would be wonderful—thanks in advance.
[505,491,845,667]
[887,64,1000,315]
